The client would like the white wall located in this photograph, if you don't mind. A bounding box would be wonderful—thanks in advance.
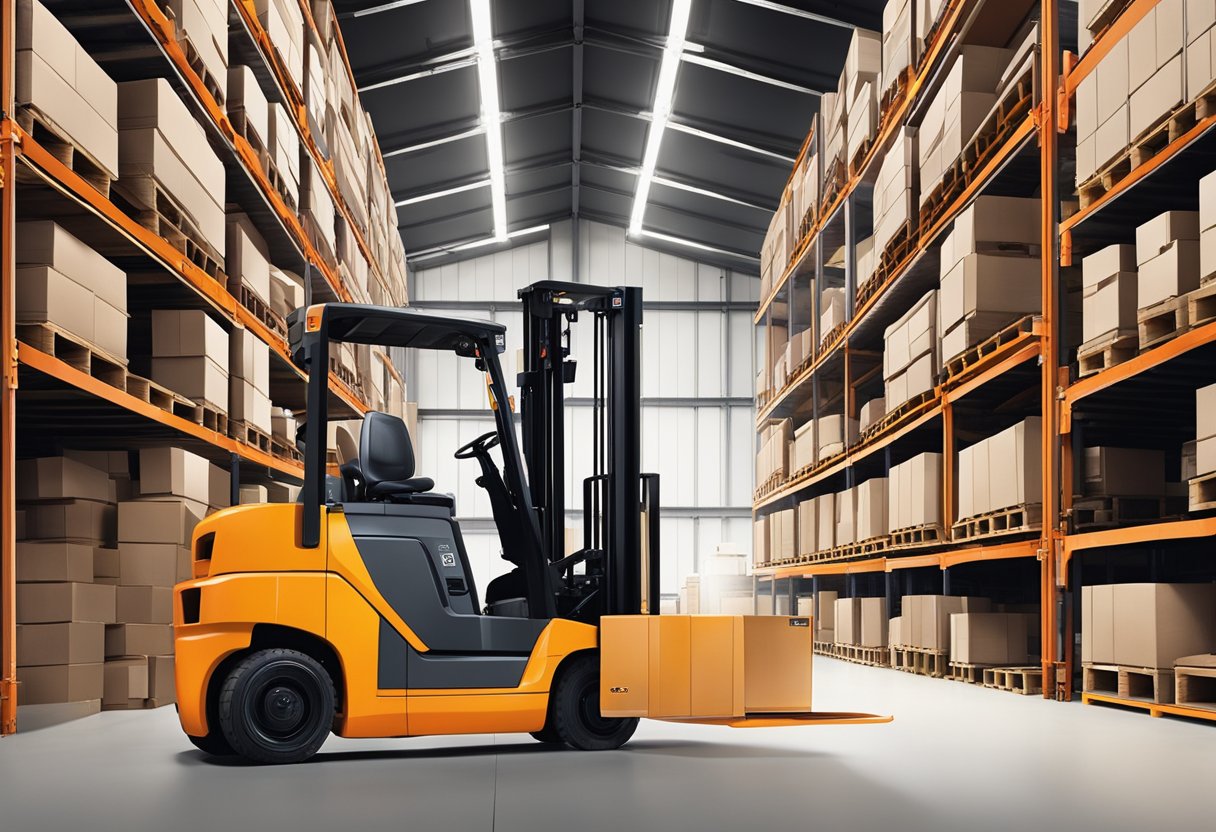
[408,220,758,598]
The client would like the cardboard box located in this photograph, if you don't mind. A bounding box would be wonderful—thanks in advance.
[161,0,228,99]
[816,492,837,550]
[797,499,817,556]
[227,65,268,148]
[905,595,992,651]
[889,615,904,648]
[15,541,94,583]
[1112,583,1216,668]
[24,499,115,543]
[226,214,272,305]
[1188,27,1216,101]
[817,414,857,458]
[138,447,211,505]
[860,597,889,647]
[15,266,96,344]
[18,662,104,705]
[836,486,857,546]
[116,586,174,624]
[1129,54,1184,141]
[1083,583,1116,664]
[16,456,112,503]
[1083,272,1138,342]
[93,296,128,359]
[1137,210,1200,265]
[105,623,174,658]
[820,287,846,335]
[890,451,942,530]
[1096,35,1129,125]
[753,516,769,566]
[938,254,1041,335]
[950,612,1031,664]
[118,499,206,545]
[855,477,888,541]
[1082,244,1138,288]
[16,222,125,304]
[151,356,229,412]
[16,621,105,666]
[987,417,1042,513]
[151,309,228,361]
[147,655,176,706]
[16,582,115,625]
[834,597,861,645]
[1137,240,1200,307]
[816,591,838,632]
[940,311,1014,364]
[116,543,186,587]
[1199,382,1216,442]
[1083,447,1166,496]
[859,398,887,432]
[943,196,1040,274]
[103,656,150,708]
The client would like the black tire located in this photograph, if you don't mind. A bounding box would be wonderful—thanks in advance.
[218,648,335,765]
[529,724,563,744]
[187,730,234,757]
[551,653,638,751]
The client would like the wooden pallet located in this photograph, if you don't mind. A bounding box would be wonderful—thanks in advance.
[1188,471,1216,512]
[157,2,226,107]
[859,389,934,441]
[982,666,1043,695]
[855,219,917,311]
[1186,280,1216,329]
[112,176,225,281]
[270,437,303,464]
[819,320,846,356]
[229,107,267,158]
[952,503,1042,543]
[232,283,289,340]
[231,420,272,453]
[942,315,1039,381]
[753,471,786,500]
[1084,663,1174,704]
[890,523,946,549]
[818,156,847,219]
[812,640,835,656]
[947,662,994,684]
[174,399,228,435]
[836,644,890,667]
[1137,294,1190,349]
[1175,665,1216,712]
[848,133,875,178]
[892,648,948,678]
[1079,101,1197,208]
[879,65,912,117]
[1082,691,1216,721]
[15,105,114,197]
[1076,330,1138,377]
[1070,494,1179,531]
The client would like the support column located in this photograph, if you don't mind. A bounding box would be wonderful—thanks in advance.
[1,0,18,736]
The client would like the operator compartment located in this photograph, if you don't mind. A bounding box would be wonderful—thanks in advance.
[600,615,813,720]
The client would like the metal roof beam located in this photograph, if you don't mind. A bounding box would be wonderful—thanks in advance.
[730,0,858,30]
[380,99,573,156]
[681,43,822,95]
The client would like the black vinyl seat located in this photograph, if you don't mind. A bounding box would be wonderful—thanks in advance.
[359,412,453,510]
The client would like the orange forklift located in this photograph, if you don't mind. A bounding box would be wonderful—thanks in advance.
[173,281,888,764]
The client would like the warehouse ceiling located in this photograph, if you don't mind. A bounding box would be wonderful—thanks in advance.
[336,0,884,269]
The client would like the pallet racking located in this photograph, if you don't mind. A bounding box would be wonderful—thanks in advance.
[0,0,405,733]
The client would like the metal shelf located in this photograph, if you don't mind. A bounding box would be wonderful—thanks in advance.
[757,539,1041,579]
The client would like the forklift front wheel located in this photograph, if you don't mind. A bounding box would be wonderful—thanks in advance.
[552,654,638,751]
[217,648,336,765]
[187,731,235,757]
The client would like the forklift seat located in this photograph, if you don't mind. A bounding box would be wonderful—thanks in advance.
[359,412,452,509]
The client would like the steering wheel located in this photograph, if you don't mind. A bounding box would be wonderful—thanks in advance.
[454,430,501,460]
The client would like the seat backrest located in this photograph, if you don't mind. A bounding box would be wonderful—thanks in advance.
[360,412,417,489]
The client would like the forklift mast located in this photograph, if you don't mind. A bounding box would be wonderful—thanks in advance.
[516,281,660,620]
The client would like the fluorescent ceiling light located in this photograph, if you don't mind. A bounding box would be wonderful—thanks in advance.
[410,224,551,261]
[633,228,759,262]
[680,46,821,95]
[348,0,431,18]
[651,175,770,211]
[666,121,795,162]
[358,50,477,93]
[628,0,693,236]
[731,0,855,30]
[470,0,508,241]
[383,126,486,158]
[395,179,490,207]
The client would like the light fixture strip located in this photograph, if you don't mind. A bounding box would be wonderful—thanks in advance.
[628,0,693,235]
[470,0,509,240]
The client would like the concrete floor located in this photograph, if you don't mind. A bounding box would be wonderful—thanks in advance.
[1,658,1213,832]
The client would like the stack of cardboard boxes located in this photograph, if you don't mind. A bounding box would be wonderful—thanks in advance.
[1081,244,1138,346]
[229,327,273,436]
[16,221,129,361]
[226,212,273,308]
[255,0,306,95]
[1082,447,1167,498]
[873,127,918,258]
[151,310,230,415]
[844,31,883,169]
[767,508,796,563]
[1194,383,1216,484]
[1136,210,1200,312]
[816,591,838,644]
[957,416,1043,523]
[888,451,943,533]
[268,101,302,208]
[791,137,820,236]
[16,0,118,188]
[1127,0,1186,146]
[855,477,889,543]
[937,195,1041,364]
[820,286,846,341]
[834,596,889,648]
[756,420,792,487]
[1082,583,1216,673]
[14,455,121,710]
[900,595,991,653]
[227,65,269,150]
[760,199,792,301]
[949,612,1032,665]
[880,0,915,98]
[164,0,229,102]
[883,289,937,411]
[1189,0,1216,102]
[917,46,1011,207]
[859,397,886,433]
[117,78,227,265]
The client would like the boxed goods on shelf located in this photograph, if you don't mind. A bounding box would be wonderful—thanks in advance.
[817,492,837,551]
[117,78,226,260]
[768,508,796,561]
[881,0,915,96]
[255,0,306,93]
[1196,382,1216,476]
[938,253,1040,362]
[15,542,94,583]
[889,451,942,532]
[15,0,119,181]
[883,289,937,409]
[753,516,769,567]
[1201,171,1216,282]
[855,477,889,541]
[1074,31,1126,186]
[756,420,792,484]
[798,499,816,556]
[162,0,229,102]
[1190,0,1216,100]
[15,583,115,625]
[820,286,846,336]
[151,309,230,412]
[836,485,857,546]
[1082,583,1216,668]
[226,212,272,306]
[230,327,272,434]
[791,420,815,472]
[918,46,1012,206]
[792,142,819,229]
[889,615,903,648]
[1136,210,1200,308]
[17,456,112,505]
[269,267,306,319]
[860,598,888,648]
[267,103,301,207]
[857,235,877,286]
[1126,0,1185,142]
[1081,243,1138,342]
[816,591,837,639]
[16,220,129,360]
[950,612,1031,665]
[834,597,861,644]
[859,398,886,432]
[1082,447,1166,496]
[873,127,918,257]
[816,413,856,458]
[227,65,269,149]
[138,447,213,507]
[302,157,338,265]
[903,594,991,651]
[304,25,330,144]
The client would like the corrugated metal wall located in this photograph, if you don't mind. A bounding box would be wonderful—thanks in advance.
[408,220,758,599]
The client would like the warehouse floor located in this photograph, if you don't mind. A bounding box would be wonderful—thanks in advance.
[1,658,1212,832]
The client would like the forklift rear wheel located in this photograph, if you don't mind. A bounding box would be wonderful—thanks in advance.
[552,654,638,751]
[529,725,563,744]
[218,648,335,765]
[187,731,234,757]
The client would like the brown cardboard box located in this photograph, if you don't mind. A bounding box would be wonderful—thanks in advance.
[855,477,888,541]
[938,254,1041,335]
[161,0,228,100]
[16,221,124,300]
[229,325,271,391]
[1129,54,1184,141]
[227,65,268,148]
[103,656,150,708]
[15,541,94,582]
[138,447,211,505]
[151,309,228,361]
[116,586,173,624]
[93,547,120,582]
[238,484,268,505]
[816,492,837,551]
[105,623,173,658]
[118,498,205,545]
[816,591,838,632]
[1082,272,1138,342]
[18,662,104,705]
[208,464,230,510]
[752,516,768,566]
[1095,104,1130,170]
[15,266,95,343]
[905,595,992,650]
[834,597,861,645]
[16,456,111,503]
[231,378,273,434]
[93,296,129,359]
[1083,583,1116,664]
[1096,34,1129,125]
[146,655,176,706]
[63,450,129,478]
[860,597,889,647]
[1083,447,1166,496]
[226,214,272,305]
[16,582,115,625]
[1136,210,1200,265]
[17,621,104,666]
[1112,583,1216,668]
[1082,244,1137,288]
[986,417,1042,513]
[118,126,224,254]
[23,499,115,543]
[949,612,1030,664]
[1138,240,1200,307]
[797,499,817,556]
[836,486,857,546]
[151,356,229,412]
[117,543,189,587]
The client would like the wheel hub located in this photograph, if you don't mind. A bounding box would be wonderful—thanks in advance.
[261,685,305,733]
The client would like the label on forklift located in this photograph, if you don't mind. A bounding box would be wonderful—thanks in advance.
[789,618,810,627]
[438,543,457,568]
